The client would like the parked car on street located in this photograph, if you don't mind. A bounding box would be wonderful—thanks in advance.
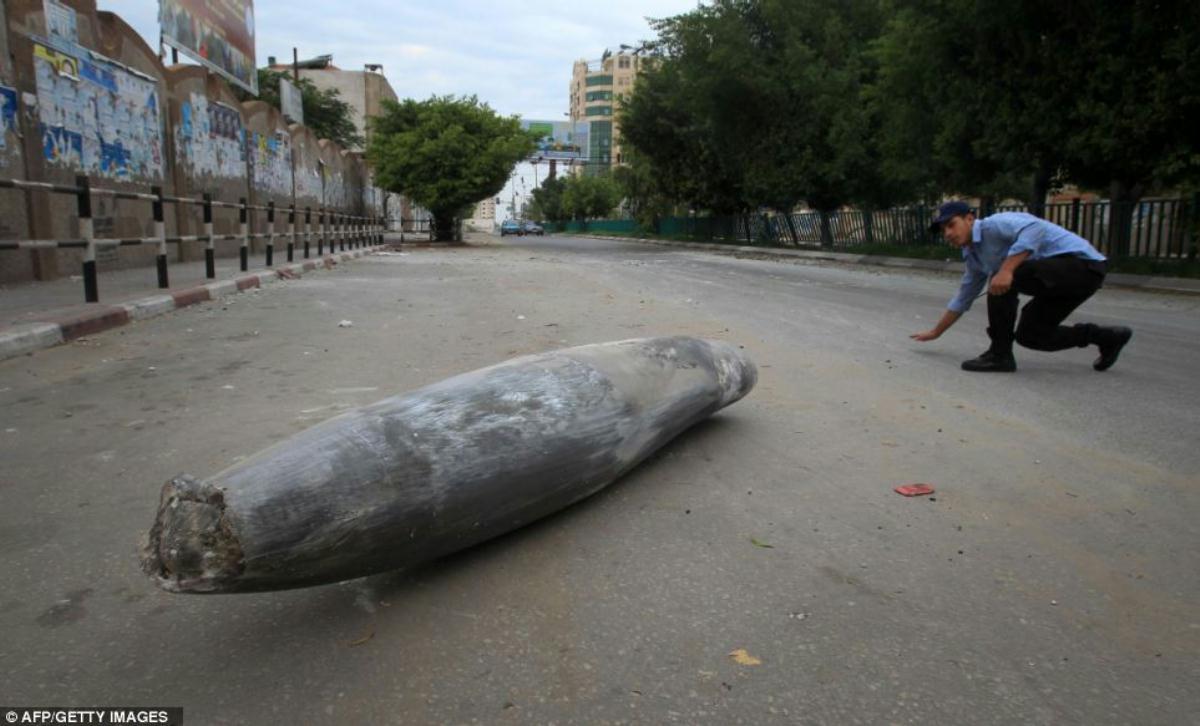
[522,221,545,236]
[500,219,522,236]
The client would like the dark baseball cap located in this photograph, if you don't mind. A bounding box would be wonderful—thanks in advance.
[929,200,973,232]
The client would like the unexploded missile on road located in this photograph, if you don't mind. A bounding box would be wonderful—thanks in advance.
[141,337,757,593]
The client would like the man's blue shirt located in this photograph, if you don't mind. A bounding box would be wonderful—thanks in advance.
[947,212,1106,313]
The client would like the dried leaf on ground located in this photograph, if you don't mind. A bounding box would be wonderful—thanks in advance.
[729,649,762,666]
[348,627,375,647]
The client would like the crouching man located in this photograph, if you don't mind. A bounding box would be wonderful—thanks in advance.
[911,201,1132,372]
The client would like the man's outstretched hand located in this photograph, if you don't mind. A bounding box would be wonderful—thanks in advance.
[910,330,941,342]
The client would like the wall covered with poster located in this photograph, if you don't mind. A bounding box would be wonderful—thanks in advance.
[2,0,374,283]
[290,123,324,210]
[32,41,163,180]
[320,141,350,211]
[243,101,292,200]
[0,0,33,283]
[175,91,245,180]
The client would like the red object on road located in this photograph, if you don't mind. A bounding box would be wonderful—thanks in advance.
[894,483,936,497]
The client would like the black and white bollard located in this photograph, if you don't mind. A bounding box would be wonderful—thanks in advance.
[77,175,98,303]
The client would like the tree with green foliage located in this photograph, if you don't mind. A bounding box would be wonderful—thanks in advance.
[562,174,622,221]
[619,7,756,217]
[1056,0,1200,250]
[621,0,890,243]
[527,176,568,222]
[967,3,1080,213]
[619,0,1199,249]
[612,152,676,231]
[239,69,364,149]
[867,3,1020,206]
[367,96,535,240]
[870,0,1200,215]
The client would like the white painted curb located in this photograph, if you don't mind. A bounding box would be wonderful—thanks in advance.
[0,323,64,359]
[121,294,176,321]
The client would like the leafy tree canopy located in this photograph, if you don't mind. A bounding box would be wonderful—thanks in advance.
[239,69,365,149]
[367,95,535,239]
[562,174,622,220]
[621,0,1200,218]
[613,152,677,229]
[528,177,568,222]
[621,0,888,217]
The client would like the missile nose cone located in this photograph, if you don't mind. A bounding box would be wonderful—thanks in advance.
[707,340,758,408]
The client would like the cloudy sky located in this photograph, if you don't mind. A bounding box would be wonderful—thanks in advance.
[103,0,698,118]
[103,0,699,221]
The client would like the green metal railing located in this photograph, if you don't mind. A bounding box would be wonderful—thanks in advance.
[545,197,1199,260]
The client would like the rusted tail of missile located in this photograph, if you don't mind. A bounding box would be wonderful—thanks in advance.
[140,476,245,593]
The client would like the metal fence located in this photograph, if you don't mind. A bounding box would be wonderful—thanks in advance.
[1,175,387,303]
[548,197,1200,260]
[395,218,435,242]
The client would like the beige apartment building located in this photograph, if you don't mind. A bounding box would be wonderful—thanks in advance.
[569,50,647,175]
[267,55,398,152]
[469,196,497,230]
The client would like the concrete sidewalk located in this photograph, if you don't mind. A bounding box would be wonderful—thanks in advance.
[0,237,398,361]
[564,232,1200,295]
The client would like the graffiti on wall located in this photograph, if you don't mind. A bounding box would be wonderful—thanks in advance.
[366,185,387,215]
[0,86,18,154]
[323,167,350,210]
[33,43,163,180]
[295,164,322,201]
[248,130,292,197]
[175,92,245,179]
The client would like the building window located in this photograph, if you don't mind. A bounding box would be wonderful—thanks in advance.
[618,56,630,69]
[585,75,613,87]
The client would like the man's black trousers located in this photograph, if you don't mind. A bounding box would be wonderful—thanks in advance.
[987,254,1107,354]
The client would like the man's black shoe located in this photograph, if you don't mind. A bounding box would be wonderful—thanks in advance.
[961,351,1016,372]
[1093,326,1133,371]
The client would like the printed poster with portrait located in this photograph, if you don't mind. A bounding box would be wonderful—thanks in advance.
[160,0,257,95]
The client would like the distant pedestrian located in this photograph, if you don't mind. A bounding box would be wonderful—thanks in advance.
[911,201,1132,372]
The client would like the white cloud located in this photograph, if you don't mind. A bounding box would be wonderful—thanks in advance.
[99,0,699,117]
[98,0,700,220]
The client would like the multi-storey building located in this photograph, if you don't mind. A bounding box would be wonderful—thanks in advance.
[469,196,497,230]
[569,50,645,175]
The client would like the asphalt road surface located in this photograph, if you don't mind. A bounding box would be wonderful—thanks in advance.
[2,234,1197,724]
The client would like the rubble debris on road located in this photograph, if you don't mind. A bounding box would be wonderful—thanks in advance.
[728,649,762,666]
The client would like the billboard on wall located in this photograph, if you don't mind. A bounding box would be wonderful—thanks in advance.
[160,0,257,95]
[279,76,303,124]
[521,119,589,161]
